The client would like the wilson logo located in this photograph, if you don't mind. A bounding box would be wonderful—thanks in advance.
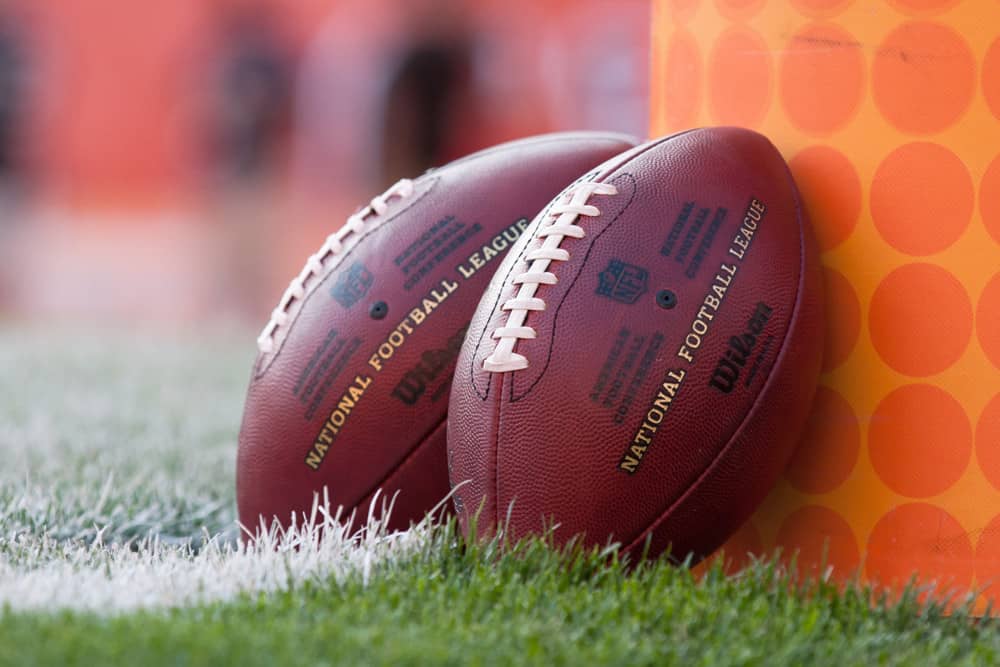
[709,302,773,394]
[391,323,469,405]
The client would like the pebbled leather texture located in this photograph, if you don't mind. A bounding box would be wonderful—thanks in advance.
[236,131,638,535]
[447,127,824,563]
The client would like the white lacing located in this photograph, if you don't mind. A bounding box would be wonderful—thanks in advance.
[483,181,618,373]
[256,179,416,354]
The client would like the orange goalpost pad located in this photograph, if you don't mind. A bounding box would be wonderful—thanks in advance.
[650,0,1000,606]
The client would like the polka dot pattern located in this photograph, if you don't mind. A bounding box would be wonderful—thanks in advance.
[653,0,999,605]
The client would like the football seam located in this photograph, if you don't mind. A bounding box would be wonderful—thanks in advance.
[469,183,567,400]
[254,174,440,378]
[620,145,810,559]
[353,417,449,523]
[493,371,505,531]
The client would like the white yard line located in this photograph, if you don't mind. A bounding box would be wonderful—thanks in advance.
[0,330,444,615]
[0,493,432,615]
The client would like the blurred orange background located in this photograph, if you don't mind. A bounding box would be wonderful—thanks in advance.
[0,0,649,326]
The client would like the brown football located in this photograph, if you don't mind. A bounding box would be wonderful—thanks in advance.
[236,132,637,535]
[447,128,823,563]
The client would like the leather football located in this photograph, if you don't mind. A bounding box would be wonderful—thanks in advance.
[447,127,823,563]
[237,132,637,535]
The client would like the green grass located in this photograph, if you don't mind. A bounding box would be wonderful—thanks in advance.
[3,530,1000,667]
[0,326,244,546]
[2,324,1000,666]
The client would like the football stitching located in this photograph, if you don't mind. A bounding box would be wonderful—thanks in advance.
[493,370,506,533]
[469,183,571,400]
[508,172,638,403]
[252,175,439,379]
[484,181,622,373]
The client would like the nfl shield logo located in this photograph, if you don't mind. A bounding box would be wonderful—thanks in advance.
[331,262,374,308]
[597,260,648,304]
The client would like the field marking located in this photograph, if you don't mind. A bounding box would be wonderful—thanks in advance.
[0,492,431,615]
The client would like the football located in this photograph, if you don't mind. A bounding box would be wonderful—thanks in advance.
[447,127,823,563]
[237,131,638,535]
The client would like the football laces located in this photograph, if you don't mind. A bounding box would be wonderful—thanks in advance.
[484,180,618,372]
[256,178,416,354]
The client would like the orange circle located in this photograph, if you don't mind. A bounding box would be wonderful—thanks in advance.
[661,30,702,129]
[866,503,974,595]
[985,39,1000,120]
[791,0,854,18]
[872,21,975,134]
[707,26,773,126]
[975,393,1000,491]
[982,154,1000,245]
[869,384,972,498]
[714,0,765,20]
[789,145,861,251]
[886,0,963,14]
[775,505,860,580]
[975,513,1000,585]
[978,273,1000,371]
[780,23,865,134]
[869,263,972,376]
[870,142,973,255]
[821,268,861,372]
[785,386,860,494]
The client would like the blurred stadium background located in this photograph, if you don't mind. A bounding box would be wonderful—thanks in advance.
[0,0,648,328]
